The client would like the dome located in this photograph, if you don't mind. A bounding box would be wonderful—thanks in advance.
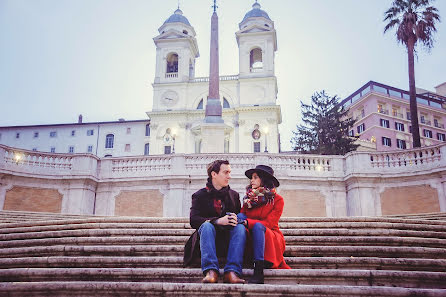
[163,8,191,26]
[241,2,271,23]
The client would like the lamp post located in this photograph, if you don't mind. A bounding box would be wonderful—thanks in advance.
[172,129,177,154]
[264,127,269,153]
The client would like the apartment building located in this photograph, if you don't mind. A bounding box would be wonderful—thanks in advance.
[342,81,446,151]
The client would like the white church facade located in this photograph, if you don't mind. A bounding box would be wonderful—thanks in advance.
[0,2,282,156]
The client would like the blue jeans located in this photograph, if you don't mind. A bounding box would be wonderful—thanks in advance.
[237,213,266,261]
[198,221,246,276]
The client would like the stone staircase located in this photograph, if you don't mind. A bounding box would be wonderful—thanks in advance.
[0,210,445,296]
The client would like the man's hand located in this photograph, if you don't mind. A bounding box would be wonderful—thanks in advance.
[216,212,237,226]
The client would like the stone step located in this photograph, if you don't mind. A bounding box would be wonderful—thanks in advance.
[1,245,446,260]
[1,228,445,241]
[2,213,446,227]
[3,255,445,271]
[1,235,445,249]
[0,281,445,297]
[0,268,445,288]
[2,221,446,235]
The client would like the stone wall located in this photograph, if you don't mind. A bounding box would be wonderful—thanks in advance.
[4,186,62,213]
[114,190,163,217]
[380,185,440,215]
[1,143,445,217]
[280,190,326,217]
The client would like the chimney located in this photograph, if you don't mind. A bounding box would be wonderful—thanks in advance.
[78,114,83,124]
[435,82,446,96]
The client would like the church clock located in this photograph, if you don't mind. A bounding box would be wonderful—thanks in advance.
[161,90,179,107]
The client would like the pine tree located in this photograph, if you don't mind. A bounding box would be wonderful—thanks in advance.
[291,91,358,155]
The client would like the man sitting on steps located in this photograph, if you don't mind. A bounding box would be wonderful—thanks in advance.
[183,159,246,284]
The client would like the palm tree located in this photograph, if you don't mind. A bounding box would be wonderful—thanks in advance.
[384,0,440,148]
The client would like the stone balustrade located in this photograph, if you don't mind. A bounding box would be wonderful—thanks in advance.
[1,144,445,217]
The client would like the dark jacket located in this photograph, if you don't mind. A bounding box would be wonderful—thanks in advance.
[183,185,241,267]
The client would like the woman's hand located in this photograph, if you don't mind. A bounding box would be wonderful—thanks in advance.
[216,213,237,226]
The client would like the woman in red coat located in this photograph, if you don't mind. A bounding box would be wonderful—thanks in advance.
[237,165,290,284]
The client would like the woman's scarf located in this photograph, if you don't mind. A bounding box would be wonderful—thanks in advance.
[243,186,276,209]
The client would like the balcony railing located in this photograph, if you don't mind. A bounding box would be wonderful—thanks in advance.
[420,119,432,126]
[435,122,445,129]
[378,109,389,115]
[2,143,446,181]
[189,75,239,83]
[165,73,178,78]
[392,112,404,119]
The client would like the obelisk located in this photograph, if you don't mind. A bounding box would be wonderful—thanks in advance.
[201,0,227,153]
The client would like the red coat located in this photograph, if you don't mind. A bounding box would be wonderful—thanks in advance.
[241,193,290,269]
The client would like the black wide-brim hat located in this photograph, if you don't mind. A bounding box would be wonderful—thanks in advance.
[245,165,280,187]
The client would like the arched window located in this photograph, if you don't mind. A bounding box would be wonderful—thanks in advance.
[250,48,263,70]
[144,143,150,155]
[166,53,178,73]
[145,124,150,136]
[223,98,230,108]
[105,134,114,149]
[197,99,203,110]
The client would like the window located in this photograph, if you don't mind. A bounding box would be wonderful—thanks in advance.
[125,144,131,152]
[87,129,94,136]
[434,118,443,128]
[145,124,151,136]
[420,115,426,124]
[437,133,445,141]
[197,99,203,110]
[87,145,93,153]
[34,132,39,138]
[144,143,150,155]
[223,98,230,109]
[164,146,172,154]
[406,112,411,120]
[395,122,405,132]
[50,131,57,137]
[423,129,433,138]
[348,130,354,137]
[16,133,20,139]
[71,130,76,136]
[382,137,392,147]
[50,147,56,153]
[361,109,365,118]
[357,123,365,134]
[409,126,412,133]
[380,119,390,128]
[126,128,131,134]
[68,146,74,153]
[32,148,37,152]
[254,142,261,153]
[250,48,263,70]
[396,139,407,149]
[166,53,179,73]
[0,133,2,140]
[105,134,114,148]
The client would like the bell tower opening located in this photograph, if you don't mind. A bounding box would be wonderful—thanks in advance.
[250,47,263,72]
[166,53,179,73]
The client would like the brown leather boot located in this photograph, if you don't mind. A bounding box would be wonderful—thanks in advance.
[223,271,245,284]
[202,269,218,283]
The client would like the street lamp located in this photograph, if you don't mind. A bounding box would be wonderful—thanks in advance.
[264,127,269,153]
[172,128,177,154]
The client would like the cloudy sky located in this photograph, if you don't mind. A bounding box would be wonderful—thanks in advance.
[0,0,445,150]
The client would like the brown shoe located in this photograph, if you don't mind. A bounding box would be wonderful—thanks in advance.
[223,271,245,284]
[202,269,218,283]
